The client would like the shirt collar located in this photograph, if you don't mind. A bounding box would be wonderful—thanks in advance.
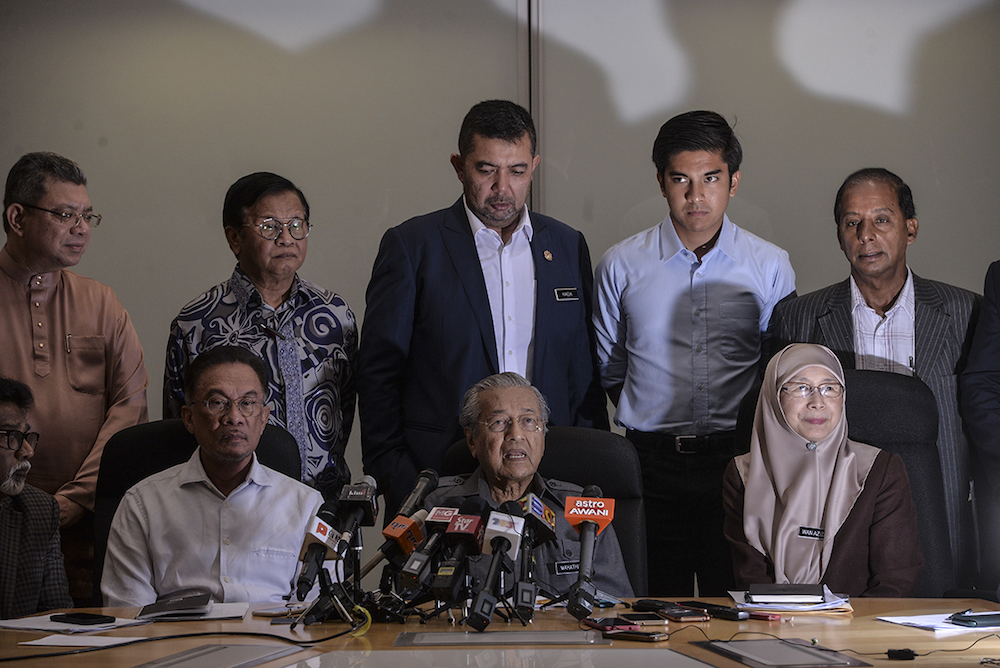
[849,267,915,319]
[658,214,735,263]
[0,246,60,286]
[229,264,304,311]
[178,447,272,497]
[464,199,534,245]
[471,467,560,509]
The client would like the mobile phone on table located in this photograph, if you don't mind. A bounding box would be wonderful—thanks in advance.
[677,600,750,621]
[948,612,1000,627]
[619,612,670,627]
[50,612,116,625]
[581,617,640,632]
[603,629,669,642]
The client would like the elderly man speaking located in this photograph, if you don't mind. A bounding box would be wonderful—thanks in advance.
[424,372,632,599]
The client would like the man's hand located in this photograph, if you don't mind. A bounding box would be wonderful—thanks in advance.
[56,494,86,527]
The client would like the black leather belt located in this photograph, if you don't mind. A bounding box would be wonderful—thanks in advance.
[627,429,737,455]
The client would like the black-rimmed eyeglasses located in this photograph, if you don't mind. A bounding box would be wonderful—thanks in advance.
[0,429,40,453]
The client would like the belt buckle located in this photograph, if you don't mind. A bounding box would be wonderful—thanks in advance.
[674,435,698,454]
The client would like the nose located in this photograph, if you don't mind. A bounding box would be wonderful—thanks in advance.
[807,390,827,409]
[273,223,294,245]
[16,438,34,460]
[220,401,246,424]
[855,219,875,242]
[492,170,512,195]
[686,180,704,203]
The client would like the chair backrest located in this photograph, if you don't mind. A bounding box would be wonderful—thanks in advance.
[841,369,952,596]
[442,426,648,596]
[92,418,300,604]
[735,369,952,596]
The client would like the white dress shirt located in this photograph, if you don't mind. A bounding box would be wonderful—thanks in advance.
[851,268,916,376]
[102,449,323,607]
[466,200,536,378]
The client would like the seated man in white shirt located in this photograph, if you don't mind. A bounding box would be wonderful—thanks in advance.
[102,346,322,606]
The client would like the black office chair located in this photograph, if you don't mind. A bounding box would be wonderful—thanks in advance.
[92,418,300,604]
[442,426,648,596]
[736,369,953,597]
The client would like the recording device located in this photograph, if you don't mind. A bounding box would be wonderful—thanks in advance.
[677,600,750,621]
[466,502,526,632]
[358,509,429,578]
[333,475,378,558]
[565,485,615,621]
[581,617,640,632]
[396,469,440,518]
[430,497,489,602]
[294,498,340,601]
[397,502,462,590]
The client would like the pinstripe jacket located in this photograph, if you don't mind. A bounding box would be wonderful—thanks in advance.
[768,274,981,583]
[0,484,72,619]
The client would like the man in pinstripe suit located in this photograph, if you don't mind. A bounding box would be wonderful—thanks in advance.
[768,168,980,588]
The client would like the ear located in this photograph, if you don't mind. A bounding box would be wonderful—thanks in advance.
[181,405,195,434]
[450,153,466,184]
[905,217,919,245]
[4,203,27,237]
[224,226,243,259]
[728,170,741,197]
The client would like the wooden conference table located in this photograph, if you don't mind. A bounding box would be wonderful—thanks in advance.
[2,597,999,667]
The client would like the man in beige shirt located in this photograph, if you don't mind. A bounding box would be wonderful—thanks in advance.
[0,152,148,602]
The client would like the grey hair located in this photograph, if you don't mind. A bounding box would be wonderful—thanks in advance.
[458,372,550,435]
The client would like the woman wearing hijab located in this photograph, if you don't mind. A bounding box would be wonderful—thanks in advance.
[723,343,923,596]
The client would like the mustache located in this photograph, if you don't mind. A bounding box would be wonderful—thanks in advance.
[5,460,30,480]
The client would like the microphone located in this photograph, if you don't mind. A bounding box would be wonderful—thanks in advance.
[396,469,440,518]
[333,475,378,558]
[397,500,462,591]
[466,502,525,632]
[565,485,615,620]
[358,509,429,578]
[295,499,340,601]
[430,497,490,602]
[515,493,557,616]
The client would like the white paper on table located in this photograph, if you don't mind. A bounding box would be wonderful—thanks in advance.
[20,634,148,647]
[0,617,148,634]
[729,586,852,612]
[877,613,990,635]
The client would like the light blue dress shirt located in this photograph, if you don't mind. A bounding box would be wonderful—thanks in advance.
[593,216,795,434]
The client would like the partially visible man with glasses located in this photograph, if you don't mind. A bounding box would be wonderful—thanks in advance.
[164,172,357,501]
[423,372,633,599]
[0,376,73,619]
[0,152,149,605]
[103,346,322,607]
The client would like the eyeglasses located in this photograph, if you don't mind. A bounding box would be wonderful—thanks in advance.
[194,396,263,417]
[0,429,40,453]
[245,217,310,241]
[780,383,844,399]
[21,203,102,228]
[481,415,544,433]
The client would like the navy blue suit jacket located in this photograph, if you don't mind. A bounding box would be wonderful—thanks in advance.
[358,199,608,513]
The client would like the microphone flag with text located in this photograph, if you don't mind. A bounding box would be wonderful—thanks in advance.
[466,501,525,632]
[295,498,341,601]
[565,485,614,620]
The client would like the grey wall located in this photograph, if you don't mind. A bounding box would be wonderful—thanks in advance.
[3,1,999,554]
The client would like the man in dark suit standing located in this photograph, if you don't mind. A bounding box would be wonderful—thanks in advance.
[961,261,1000,589]
[359,100,608,515]
[0,376,72,619]
[769,168,980,588]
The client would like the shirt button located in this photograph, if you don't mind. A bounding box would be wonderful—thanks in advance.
[507,350,513,356]
[34,302,40,307]
[696,345,703,352]
[224,577,231,583]
[224,538,231,545]
[697,383,704,390]
[695,309,702,316]
[37,322,42,327]
[224,502,231,508]
[38,343,44,349]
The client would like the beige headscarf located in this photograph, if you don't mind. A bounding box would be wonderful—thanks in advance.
[734,343,879,585]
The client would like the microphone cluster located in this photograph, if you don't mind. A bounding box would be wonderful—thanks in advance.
[290,469,617,631]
